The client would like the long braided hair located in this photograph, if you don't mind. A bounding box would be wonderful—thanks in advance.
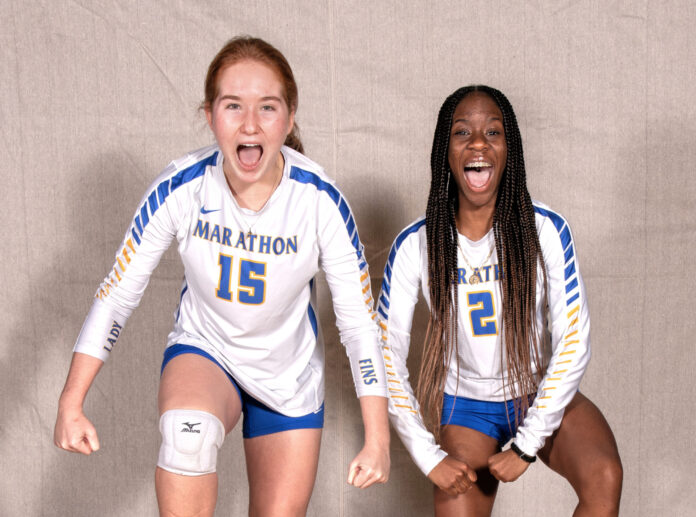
[415,85,547,439]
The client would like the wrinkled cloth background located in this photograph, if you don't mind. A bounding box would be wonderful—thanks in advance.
[2,1,694,515]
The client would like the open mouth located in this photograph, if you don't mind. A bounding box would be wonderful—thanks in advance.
[237,143,263,169]
[463,160,493,189]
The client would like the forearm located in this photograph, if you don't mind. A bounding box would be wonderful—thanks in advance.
[358,395,390,447]
[58,352,104,410]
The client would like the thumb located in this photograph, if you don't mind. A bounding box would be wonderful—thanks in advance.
[455,458,477,483]
[84,426,100,453]
[466,466,477,483]
[347,461,359,485]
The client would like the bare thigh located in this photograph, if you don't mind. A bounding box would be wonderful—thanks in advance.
[538,392,623,515]
[435,425,500,517]
[158,353,242,431]
[244,428,322,517]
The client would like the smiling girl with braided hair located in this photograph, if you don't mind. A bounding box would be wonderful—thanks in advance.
[378,85,622,516]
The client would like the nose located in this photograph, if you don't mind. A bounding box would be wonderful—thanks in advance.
[467,131,488,150]
[242,109,259,134]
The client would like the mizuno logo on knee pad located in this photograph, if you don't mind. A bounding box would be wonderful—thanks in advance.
[181,422,201,433]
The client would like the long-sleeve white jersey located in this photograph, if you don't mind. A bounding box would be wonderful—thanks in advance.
[377,201,591,475]
[74,144,387,416]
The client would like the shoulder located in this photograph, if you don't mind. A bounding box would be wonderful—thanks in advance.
[386,216,427,267]
[532,200,575,247]
[391,216,427,251]
[131,145,219,222]
[283,146,342,196]
[531,200,584,276]
[381,217,426,294]
[282,145,326,177]
[160,144,220,188]
[143,144,220,201]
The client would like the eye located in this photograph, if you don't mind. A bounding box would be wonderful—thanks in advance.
[486,129,501,136]
[260,104,276,112]
[225,102,241,110]
[453,128,471,137]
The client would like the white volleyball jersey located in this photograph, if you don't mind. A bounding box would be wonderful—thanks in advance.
[74,144,387,416]
[377,201,591,475]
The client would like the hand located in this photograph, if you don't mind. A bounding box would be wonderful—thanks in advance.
[54,406,100,455]
[347,441,390,488]
[428,456,477,496]
[487,448,530,482]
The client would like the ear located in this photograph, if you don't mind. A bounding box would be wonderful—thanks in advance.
[287,110,295,136]
[204,103,213,130]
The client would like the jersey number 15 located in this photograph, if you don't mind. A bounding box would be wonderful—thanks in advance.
[216,253,266,305]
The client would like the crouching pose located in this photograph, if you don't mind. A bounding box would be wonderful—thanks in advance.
[378,85,621,516]
[54,36,389,517]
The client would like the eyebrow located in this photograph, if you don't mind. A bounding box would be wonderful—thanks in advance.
[218,94,283,103]
[452,116,503,124]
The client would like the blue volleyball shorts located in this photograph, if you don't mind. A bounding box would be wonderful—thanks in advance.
[162,344,324,439]
[440,393,529,445]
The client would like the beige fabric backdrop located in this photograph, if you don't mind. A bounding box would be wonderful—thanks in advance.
[2,0,694,515]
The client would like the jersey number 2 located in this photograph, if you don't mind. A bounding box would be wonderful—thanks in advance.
[216,254,266,305]
[467,291,498,336]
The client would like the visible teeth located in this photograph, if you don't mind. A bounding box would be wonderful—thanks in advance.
[240,143,259,147]
[466,161,491,168]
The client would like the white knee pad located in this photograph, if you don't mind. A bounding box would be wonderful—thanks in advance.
[157,409,225,476]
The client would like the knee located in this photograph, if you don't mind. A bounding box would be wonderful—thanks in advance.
[157,409,226,476]
[250,498,309,517]
[596,455,623,495]
[578,454,623,506]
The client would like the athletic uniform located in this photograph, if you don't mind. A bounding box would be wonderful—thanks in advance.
[74,144,387,422]
[377,202,590,475]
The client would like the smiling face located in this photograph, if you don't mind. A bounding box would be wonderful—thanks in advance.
[205,59,295,189]
[448,92,507,217]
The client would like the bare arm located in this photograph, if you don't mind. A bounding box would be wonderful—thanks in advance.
[54,352,104,455]
[347,395,390,488]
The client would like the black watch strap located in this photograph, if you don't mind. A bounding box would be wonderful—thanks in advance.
[510,442,536,463]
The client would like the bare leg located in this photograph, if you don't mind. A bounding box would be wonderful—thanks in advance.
[155,354,242,517]
[435,425,500,517]
[538,392,623,517]
[245,428,322,517]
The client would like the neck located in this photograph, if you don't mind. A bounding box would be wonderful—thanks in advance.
[456,205,494,241]
[226,153,284,211]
